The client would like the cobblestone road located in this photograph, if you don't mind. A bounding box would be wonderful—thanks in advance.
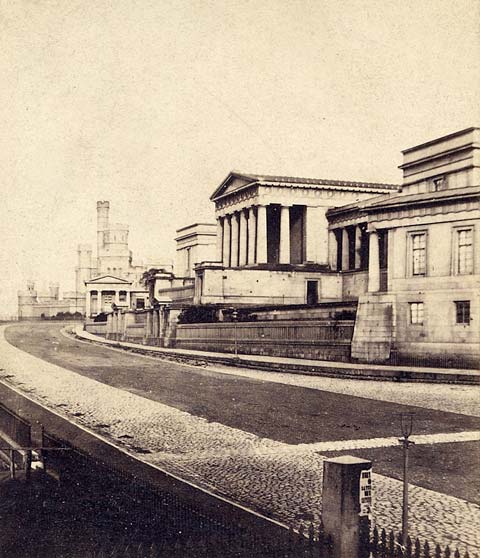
[1,325,479,555]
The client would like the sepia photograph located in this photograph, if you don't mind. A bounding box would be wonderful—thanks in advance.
[0,0,479,556]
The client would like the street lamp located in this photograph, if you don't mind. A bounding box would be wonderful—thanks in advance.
[399,412,415,547]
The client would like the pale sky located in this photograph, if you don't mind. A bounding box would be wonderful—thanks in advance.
[1,0,479,318]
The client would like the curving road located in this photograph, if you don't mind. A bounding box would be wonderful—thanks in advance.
[3,321,480,504]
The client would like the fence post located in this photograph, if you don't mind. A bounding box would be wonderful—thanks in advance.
[322,456,372,558]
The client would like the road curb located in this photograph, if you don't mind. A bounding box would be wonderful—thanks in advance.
[73,326,480,385]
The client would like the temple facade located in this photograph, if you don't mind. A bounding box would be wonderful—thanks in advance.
[194,173,397,305]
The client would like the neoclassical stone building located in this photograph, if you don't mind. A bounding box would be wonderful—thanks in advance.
[330,127,480,365]
[189,127,479,365]
[194,173,397,305]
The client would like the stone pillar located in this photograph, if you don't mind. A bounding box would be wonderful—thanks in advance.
[86,290,91,318]
[216,218,223,262]
[355,226,362,269]
[153,309,160,338]
[230,212,239,267]
[329,231,338,270]
[106,313,113,339]
[159,306,167,346]
[164,308,181,348]
[115,310,121,340]
[323,456,372,558]
[126,291,131,310]
[256,205,268,264]
[368,229,380,292]
[247,207,257,264]
[239,210,248,266]
[114,291,120,305]
[120,311,127,340]
[341,228,350,271]
[279,205,291,264]
[145,310,152,343]
[223,215,231,267]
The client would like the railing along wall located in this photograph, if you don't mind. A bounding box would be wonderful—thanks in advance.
[175,320,354,361]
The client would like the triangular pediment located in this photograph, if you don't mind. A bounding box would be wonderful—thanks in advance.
[86,275,132,285]
[210,172,258,201]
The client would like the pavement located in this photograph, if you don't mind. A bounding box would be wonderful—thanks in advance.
[1,323,479,556]
[76,325,480,384]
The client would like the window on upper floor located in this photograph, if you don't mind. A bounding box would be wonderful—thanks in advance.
[455,301,470,325]
[409,302,424,325]
[455,228,473,275]
[432,176,447,191]
[411,233,426,276]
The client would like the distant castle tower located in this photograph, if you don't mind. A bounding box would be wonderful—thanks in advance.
[97,201,110,257]
[17,280,38,319]
[48,282,60,301]
[96,200,130,275]
[75,244,93,294]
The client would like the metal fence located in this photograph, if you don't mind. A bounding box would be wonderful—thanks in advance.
[83,522,475,558]
[0,402,31,447]
[176,319,354,361]
[369,526,473,558]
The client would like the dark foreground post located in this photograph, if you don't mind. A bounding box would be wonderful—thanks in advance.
[322,455,372,558]
[399,412,415,546]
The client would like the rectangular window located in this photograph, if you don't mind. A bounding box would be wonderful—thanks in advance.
[456,229,473,275]
[409,302,424,325]
[411,233,426,275]
[455,301,470,324]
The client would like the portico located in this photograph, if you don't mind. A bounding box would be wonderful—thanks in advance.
[211,172,397,270]
[85,275,148,317]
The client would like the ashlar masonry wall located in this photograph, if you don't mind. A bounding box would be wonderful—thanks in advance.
[197,268,342,306]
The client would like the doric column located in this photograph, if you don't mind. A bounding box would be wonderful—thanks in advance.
[239,210,248,266]
[114,291,120,305]
[328,231,338,270]
[126,291,131,310]
[279,205,291,264]
[354,226,362,269]
[216,218,223,262]
[247,207,257,264]
[341,228,350,271]
[368,228,380,292]
[230,212,239,267]
[256,205,268,264]
[223,215,231,267]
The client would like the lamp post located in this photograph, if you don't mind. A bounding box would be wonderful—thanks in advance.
[399,412,415,546]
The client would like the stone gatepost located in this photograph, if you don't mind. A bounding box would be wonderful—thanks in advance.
[106,313,113,339]
[322,456,372,558]
[164,308,181,348]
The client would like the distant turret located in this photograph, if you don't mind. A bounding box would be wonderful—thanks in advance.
[97,201,110,257]
[49,282,60,300]
[76,244,93,293]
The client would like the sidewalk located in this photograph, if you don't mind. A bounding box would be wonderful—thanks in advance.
[75,326,480,385]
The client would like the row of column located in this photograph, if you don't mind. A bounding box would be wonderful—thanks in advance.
[329,226,382,293]
[86,290,131,317]
[217,205,292,267]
